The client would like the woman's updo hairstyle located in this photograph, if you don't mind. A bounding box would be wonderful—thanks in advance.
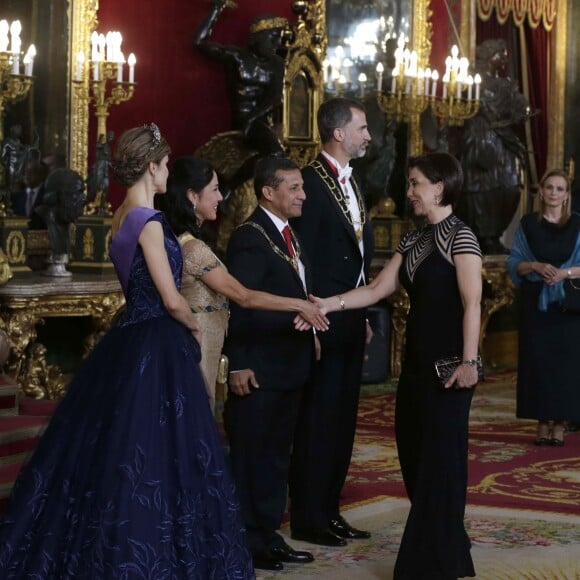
[112,123,171,187]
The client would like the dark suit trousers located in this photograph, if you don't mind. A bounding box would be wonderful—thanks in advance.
[224,388,302,555]
[290,310,366,530]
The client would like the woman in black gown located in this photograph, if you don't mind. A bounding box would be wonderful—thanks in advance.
[0,124,254,579]
[508,169,580,446]
[313,152,482,579]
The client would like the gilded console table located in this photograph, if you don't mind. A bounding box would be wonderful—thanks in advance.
[378,254,515,379]
[0,272,124,399]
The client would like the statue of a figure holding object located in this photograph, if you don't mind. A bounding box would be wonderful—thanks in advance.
[194,0,288,197]
[458,38,531,254]
[87,130,115,215]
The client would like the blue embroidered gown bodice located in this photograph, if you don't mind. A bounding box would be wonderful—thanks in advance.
[0,207,254,579]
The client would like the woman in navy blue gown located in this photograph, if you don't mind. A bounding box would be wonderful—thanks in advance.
[0,124,254,579]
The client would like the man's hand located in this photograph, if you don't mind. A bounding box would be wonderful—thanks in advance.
[229,369,259,396]
[293,300,329,331]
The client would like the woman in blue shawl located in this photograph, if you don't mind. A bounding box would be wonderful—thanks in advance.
[507,169,580,446]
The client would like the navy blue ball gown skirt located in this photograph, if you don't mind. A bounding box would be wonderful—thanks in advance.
[0,208,254,579]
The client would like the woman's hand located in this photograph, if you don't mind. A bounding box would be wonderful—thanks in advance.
[444,363,479,389]
[308,294,333,315]
[190,319,202,346]
[534,262,562,284]
[544,267,569,285]
[294,300,329,331]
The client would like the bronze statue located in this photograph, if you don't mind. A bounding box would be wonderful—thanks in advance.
[194,0,288,197]
[35,168,86,276]
[86,131,115,215]
[458,38,531,254]
[0,124,25,214]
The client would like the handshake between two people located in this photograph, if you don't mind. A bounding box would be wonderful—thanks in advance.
[292,294,331,332]
[293,293,373,344]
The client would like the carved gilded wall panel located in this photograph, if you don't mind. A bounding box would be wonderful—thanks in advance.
[69,0,98,178]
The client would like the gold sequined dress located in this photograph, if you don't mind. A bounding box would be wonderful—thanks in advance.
[179,233,229,411]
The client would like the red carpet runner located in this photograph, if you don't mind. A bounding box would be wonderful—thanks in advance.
[2,372,579,518]
[342,373,580,516]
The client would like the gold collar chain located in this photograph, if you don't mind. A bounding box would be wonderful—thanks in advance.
[310,160,367,231]
[238,221,302,275]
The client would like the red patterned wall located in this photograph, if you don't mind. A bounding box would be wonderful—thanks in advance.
[95,0,294,207]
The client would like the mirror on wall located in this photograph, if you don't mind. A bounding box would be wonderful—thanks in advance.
[324,0,411,100]
[0,0,69,165]
[325,0,412,216]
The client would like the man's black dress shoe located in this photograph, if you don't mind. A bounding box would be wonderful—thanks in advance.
[252,551,283,571]
[534,437,550,446]
[291,528,347,547]
[328,515,371,539]
[269,542,314,563]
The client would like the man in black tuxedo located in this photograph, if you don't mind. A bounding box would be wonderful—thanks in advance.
[290,97,374,546]
[224,156,317,572]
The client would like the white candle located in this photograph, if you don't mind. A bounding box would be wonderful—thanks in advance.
[117,60,123,82]
[376,62,384,92]
[23,54,32,76]
[91,31,99,61]
[98,33,106,61]
[424,68,431,97]
[75,51,84,81]
[10,20,21,54]
[358,72,367,98]
[128,53,136,83]
[11,54,19,74]
[431,70,439,97]
[474,73,482,100]
[456,81,462,99]
[466,75,473,100]
[444,56,451,80]
[115,32,123,63]
[391,68,397,93]
[343,58,352,82]
[25,45,36,76]
[105,31,112,62]
[93,55,100,81]
[0,20,9,52]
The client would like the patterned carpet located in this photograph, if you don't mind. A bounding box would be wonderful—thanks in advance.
[258,372,580,579]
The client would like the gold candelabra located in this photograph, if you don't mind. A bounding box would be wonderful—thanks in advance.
[376,41,481,128]
[0,19,35,144]
[72,31,137,139]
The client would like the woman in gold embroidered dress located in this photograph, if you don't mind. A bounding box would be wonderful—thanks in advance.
[159,156,327,413]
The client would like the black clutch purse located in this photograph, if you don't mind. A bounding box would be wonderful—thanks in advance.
[434,355,484,387]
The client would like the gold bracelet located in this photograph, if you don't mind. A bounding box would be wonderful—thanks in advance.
[337,295,345,311]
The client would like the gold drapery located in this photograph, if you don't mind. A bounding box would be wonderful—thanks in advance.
[477,0,557,30]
